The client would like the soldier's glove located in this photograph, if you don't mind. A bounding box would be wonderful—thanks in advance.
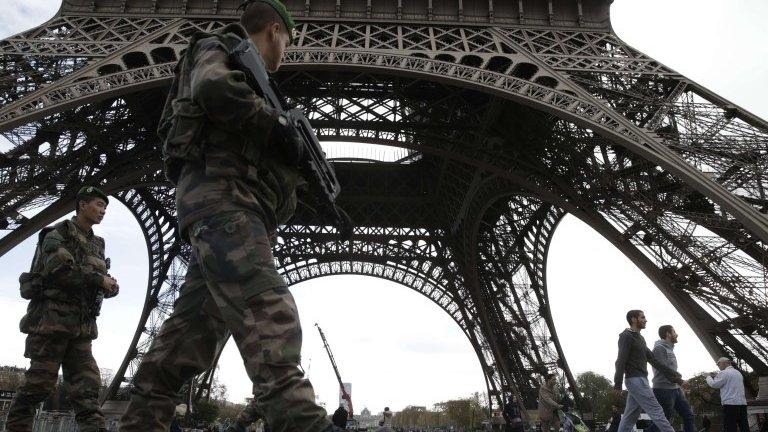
[273,113,305,165]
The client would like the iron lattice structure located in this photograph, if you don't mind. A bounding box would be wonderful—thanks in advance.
[1,0,767,411]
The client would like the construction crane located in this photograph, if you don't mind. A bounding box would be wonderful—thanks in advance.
[315,323,353,418]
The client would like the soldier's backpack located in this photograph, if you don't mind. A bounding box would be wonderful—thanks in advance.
[158,29,269,185]
[18,226,58,300]
[157,37,207,185]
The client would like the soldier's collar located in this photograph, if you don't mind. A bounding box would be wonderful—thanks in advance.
[69,216,94,238]
[219,23,249,40]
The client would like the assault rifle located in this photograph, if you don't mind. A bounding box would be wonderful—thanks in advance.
[230,39,352,236]
[86,258,113,321]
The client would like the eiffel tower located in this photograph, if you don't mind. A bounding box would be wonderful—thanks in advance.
[1,0,767,411]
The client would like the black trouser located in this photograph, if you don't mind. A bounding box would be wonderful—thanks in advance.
[722,405,749,432]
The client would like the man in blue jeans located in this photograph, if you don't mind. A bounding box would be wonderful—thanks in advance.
[613,310,684,432]
[646,325,695,432]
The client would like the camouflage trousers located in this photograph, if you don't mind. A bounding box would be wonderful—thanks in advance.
[119,210,330,432]
[5,334,105,432]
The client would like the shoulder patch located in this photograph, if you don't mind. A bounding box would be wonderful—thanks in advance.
[59,219,79,237]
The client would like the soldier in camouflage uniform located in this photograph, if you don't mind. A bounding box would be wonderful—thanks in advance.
[6,186,120,432]
[119,1,332,431]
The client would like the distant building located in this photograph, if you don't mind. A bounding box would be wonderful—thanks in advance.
[0,366,25,390]
[1,389,15,420]
[357,407,378,428]
[0,366,25,420]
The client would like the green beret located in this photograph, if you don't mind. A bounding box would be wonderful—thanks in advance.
[243,0,297,43]
[77,186,109,204]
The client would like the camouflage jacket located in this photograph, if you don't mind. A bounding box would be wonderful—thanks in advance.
[166,23,304,236]
[19,217,115,339]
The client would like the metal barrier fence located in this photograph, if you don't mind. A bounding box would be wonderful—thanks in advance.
[0,411,120,432]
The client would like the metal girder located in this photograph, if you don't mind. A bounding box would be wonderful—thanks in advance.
[0,166,162,256]
[104,186,185,401]
[59,0,611,29]
[3,32,766,251]
[451,176,577,412]
[277,224,475,334]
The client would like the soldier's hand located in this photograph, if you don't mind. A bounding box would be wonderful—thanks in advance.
[102,275,119,295]
[274,114,304,165]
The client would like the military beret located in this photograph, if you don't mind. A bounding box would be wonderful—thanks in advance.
[239,0,297,43]
[77,186,109,204]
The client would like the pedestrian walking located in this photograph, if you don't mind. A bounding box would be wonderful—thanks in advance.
[170,415,182,432]
[756,415,767,432]
[706,357,749,432]
[5,186,119,432]
[117,1,333,432]
[646,325,695,432]
[613,310,684,432]
[382,407,393,429]
[332,405,349,429]
[607,404,622,432]
[538,373,563,432]
[503,395,524,432]
[374,407,393,432]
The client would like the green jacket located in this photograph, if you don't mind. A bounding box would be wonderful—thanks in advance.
[161,23,304,235]
[19,218,114,339]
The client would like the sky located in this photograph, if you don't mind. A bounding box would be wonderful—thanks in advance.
[1,0,767,415]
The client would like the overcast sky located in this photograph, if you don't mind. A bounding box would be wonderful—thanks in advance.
[1,0,766,416]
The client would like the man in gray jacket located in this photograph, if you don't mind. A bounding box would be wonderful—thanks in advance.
[646,325,694,432]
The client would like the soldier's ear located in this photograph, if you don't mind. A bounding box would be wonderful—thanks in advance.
[270,22,281,41]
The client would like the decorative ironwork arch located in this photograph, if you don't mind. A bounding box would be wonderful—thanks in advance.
[279,259,499,404]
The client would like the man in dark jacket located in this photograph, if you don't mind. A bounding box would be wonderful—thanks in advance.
[503,395,524,432]
[607,404,622,432]
[646,325,694,432]
[332,405,349,429]
[170,415,182,432]
[613,310,684,432]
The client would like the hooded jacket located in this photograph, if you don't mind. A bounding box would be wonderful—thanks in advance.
[651,339,680,389]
